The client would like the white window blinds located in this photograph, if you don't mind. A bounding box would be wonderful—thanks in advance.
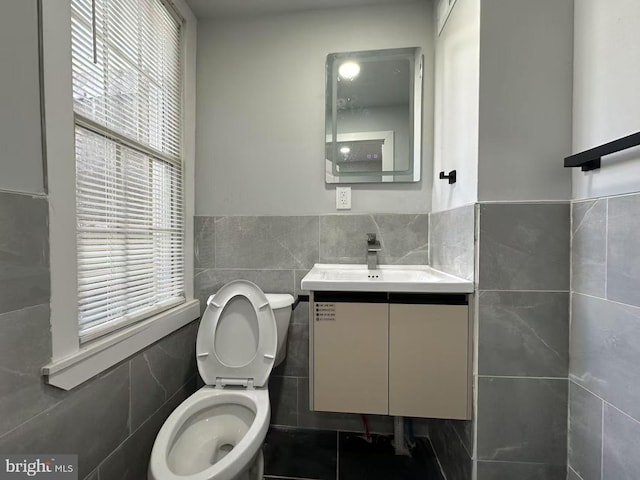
[71,0,185,341]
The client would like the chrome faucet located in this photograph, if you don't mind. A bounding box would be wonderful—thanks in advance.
[366,233,381,270]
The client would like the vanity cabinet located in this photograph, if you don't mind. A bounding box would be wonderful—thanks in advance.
[310,292,472,420]
[388,303,470,419]
[313,301,388,415]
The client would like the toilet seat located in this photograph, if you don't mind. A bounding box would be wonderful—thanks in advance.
[197,280,277,388]
[148,280,277,480]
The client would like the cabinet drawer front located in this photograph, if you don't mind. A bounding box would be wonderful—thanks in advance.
[389,304,470,419]
[313,302,388,415]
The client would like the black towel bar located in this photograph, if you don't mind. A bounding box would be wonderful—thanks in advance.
[564,131,640,171]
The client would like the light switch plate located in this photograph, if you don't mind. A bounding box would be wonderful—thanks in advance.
[336,187,351,210]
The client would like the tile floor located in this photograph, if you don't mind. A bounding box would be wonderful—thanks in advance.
[262,427,445,480]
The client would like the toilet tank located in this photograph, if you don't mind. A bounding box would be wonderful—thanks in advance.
[265,293,294,367]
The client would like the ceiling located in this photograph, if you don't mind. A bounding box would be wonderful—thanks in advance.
[185,0,424,19]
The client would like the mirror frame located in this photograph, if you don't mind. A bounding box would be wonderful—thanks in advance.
[325,47,423,184]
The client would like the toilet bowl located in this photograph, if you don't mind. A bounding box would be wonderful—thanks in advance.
[148,280,294,480]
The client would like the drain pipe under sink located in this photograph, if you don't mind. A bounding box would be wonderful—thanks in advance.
[393,416,411,456]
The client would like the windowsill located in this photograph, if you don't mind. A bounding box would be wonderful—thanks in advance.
[43,299,201,390]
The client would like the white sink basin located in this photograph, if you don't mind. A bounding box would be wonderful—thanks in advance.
[301,264,474,293]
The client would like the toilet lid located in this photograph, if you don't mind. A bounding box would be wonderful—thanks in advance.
[196,280,277,388]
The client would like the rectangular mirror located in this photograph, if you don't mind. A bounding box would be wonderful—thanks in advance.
[325,47,423,184]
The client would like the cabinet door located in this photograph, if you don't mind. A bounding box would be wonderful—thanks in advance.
[313,302,388,415]
[389,304,470,419]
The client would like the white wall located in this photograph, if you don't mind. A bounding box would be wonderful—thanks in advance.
[572,0,640,200]
[433,0,573,211]
[195,2,434,215]
[432,0,480,213]
[0,0,45,194]
[477,0,573,203]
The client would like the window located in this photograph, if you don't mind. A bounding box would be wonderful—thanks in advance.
[71,0,185,341]
[42,0,198,390]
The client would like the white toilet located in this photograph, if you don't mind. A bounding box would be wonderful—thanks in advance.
[148,280,294,480]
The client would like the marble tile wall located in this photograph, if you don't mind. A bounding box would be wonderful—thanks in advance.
[426,204,476,479]
[15,192,637,479]
[195,214,430,308]
[0,191,200,480]
[0,192,49,315]
[475,202,570,480]
[429,204,476,281]
[0,322,199,480]
[194,213,430,434]
[428,419,473,480]
[568,193,640,480]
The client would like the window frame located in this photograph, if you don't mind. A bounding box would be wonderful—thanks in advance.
[41,0,199,390]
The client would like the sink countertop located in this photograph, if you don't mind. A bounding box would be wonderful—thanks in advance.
[301,264,474,294]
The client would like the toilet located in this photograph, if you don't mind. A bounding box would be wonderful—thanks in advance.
[148,280,294,480]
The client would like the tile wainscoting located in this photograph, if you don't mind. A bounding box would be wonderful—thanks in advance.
[429,202,571,480]
[475,202,570,480]
[568,194,640,480]
[194,213,430,305]
[0,191,200,480]
[427,204,476,479]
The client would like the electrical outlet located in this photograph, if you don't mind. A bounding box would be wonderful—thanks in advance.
[336,187,351,210]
